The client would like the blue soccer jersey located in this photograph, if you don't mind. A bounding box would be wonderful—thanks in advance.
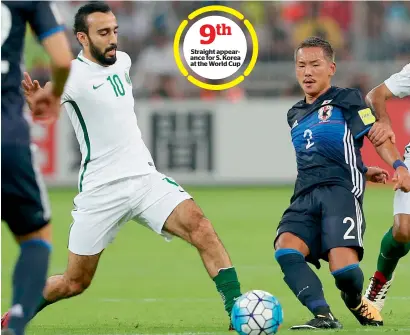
[287,87,376,201]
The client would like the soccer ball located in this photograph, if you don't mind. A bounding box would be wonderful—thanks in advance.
[231,290,283,335]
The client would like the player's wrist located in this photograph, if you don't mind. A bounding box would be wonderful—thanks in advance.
[393,160,408,170]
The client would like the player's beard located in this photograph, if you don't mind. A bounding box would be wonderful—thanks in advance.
[89,37,117,66]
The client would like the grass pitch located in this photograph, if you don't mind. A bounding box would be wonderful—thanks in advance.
[2,186,410,334]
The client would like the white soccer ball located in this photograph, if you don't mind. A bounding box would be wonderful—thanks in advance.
[231,290,283,335]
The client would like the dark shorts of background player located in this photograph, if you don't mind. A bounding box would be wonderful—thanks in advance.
[1,144,50,236]
[274,185,365,269]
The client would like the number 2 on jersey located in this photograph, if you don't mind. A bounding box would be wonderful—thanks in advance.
[107,75,125,97]
[303,129,315,149]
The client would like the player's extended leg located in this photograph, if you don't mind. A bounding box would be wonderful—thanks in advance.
[274,232,341,330]
[2,251,102,327]
[34,251,102,314]
[2,225,52,335]
[328,247,382,326]
[1,144,52,335]
[364,214,410,312]
[163,199,241,321]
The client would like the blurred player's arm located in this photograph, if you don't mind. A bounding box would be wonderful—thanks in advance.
[343,89,410,192]
[367,64,410,146]
[29,1,73,97]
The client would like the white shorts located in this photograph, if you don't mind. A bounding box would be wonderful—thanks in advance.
[68,172,192,255]
[394,159,410,215]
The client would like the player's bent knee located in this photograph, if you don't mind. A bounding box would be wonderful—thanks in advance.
[274,232,309,256]
[67,276,92,297]
[393,214,410,243]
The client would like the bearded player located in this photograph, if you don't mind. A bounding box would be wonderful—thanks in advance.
[2,2,241,330]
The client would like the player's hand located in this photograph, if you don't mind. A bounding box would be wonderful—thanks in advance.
[30,81,61,125]
[368,121,396,147]
[365,166,389,184]
[21,72,43,111]
[392,166,410,192]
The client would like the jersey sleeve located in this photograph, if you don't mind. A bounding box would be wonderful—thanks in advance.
[341,89,376,140]
[27,1,65,42]
[384,63,410,98]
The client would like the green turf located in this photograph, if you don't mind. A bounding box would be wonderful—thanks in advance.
[2,186,410,335]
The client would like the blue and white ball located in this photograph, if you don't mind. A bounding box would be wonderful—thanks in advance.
[231,290,283,335]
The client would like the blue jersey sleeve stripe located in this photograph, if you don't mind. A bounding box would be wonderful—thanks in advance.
[354,125,372,139]
[38,25,65,42]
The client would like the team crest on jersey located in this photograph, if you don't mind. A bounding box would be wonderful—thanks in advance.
[322,99,332,105]
[318,105,333,122]
[125,72,132,85]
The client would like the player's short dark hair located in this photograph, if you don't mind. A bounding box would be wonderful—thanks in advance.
[294,36,335,62]
[73,1,112,35]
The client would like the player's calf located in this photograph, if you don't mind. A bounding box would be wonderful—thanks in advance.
[275,233,337,322]
[163,200,241,320]
[33,252,101,317]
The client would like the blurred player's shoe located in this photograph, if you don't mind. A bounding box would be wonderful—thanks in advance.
[364,271,394,312]
[342,293,383,326]
[1,312,10,329]
[290,314,342,330]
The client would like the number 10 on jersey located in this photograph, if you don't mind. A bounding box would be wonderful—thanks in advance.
[107,75,125,97]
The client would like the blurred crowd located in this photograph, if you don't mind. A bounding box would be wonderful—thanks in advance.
[25,1,410,100]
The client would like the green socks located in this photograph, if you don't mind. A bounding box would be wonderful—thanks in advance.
[213,267,241,316]
[377,227,410,280]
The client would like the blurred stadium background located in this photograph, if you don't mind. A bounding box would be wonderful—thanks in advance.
[2,2,410,334]
[23,0,410,187]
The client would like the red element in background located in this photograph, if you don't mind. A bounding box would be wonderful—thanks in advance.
[362,98,410,179]
[32,123,56,176]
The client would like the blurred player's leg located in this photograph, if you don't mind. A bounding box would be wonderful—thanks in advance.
[1,145,52,335]
[275,233,341,330]
[364,214,410,312]
[163,199,242,321]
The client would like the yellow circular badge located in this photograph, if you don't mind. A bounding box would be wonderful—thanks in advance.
[174,5,258,91]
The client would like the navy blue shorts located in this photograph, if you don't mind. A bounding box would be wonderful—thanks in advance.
[275,185,365,267]
[1,144,51,236]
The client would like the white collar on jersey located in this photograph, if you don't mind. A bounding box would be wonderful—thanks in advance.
[76,50,112,70]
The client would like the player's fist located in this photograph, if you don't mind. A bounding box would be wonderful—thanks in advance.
[392,166,410,193]
[368,121,396,147]
[365,166,389,184]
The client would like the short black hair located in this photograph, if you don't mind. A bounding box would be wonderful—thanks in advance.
[73,1,112,35]
[294,36,335,62]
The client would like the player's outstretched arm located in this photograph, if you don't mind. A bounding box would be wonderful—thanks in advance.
[374,139,410,192]
[366,84,396,146]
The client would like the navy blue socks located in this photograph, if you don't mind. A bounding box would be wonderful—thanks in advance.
[8,239,51,335]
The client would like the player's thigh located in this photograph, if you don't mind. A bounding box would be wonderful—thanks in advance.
[1,144,51,238]
[65,250,103,287]
[319,186,365,262]
[69,180,133,256]
[131,172,193,240]
[274,193,321,260]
